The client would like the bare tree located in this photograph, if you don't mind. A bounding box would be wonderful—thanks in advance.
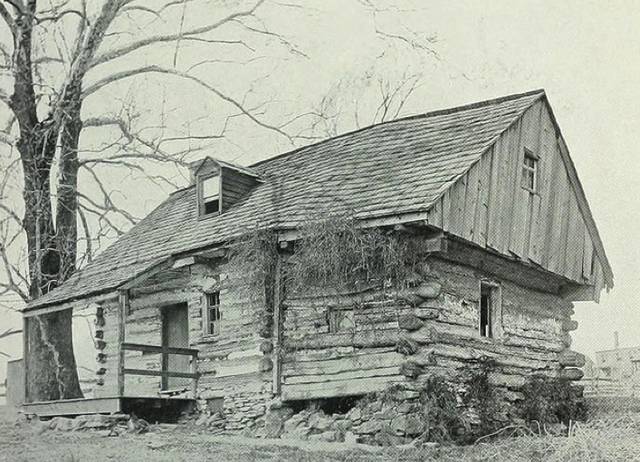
[0,0,309,401]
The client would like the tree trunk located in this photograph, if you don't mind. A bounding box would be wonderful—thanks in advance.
[57,110,82,282]
[25,310,83,401]
[19,121,83,401]
[7,1,122,403]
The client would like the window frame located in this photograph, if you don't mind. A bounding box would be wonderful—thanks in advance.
[521,148,539,193]
[478,280,502,339]
[327,307,356,333]
[202,291,221,337]
[197,173,222,218]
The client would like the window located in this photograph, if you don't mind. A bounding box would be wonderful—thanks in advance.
[327,308,355,333]
[204,291,221,336]
[521,149,538,192]
[200,175,220,215]
[479,282,501,338]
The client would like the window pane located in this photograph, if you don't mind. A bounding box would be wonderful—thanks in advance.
[204,199,219,214]
[521,168,535,189]
[524,156,536,168]
[202,176,219,199]
[204,292,221,335]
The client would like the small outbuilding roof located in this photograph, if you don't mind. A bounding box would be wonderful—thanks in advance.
[26,89,610,310]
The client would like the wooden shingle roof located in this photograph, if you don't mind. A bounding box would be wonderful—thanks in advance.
[27,89,548,310]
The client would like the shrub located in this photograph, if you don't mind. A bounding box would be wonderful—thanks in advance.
[519,375,587,428]
[458,360,507,441]
[418,376,467,443]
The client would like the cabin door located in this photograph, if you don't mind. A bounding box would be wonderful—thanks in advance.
[161,303,190,391]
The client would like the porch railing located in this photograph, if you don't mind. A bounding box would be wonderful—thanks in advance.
[119,342,199,397]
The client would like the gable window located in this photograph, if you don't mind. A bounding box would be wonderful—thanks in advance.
[479,282,501,338]
[521,149,538,192]
[203,291,221,336]
[199,175,220,215]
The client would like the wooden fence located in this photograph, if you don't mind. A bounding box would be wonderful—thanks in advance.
[582,377,640,397]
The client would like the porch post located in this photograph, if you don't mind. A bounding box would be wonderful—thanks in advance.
[191,351,198,398]
[272,252,283,396]
[117,290,129,397]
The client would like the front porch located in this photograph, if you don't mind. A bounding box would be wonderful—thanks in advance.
[21,291,200,418]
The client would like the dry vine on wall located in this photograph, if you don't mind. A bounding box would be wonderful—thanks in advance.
[226,215,436,345]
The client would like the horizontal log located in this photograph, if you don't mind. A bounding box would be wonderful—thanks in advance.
[282,365,400,385]
[121,342,198,357]
[414,282,442,299]
[422,344,552,371]
[394,288,423,306]
[558,368,584,381]
[283,346,396,363]
[562,319,579,332]
[398,314,424,331]
[198,356,261,376]
[281,375,405,401]
[284,306,439,332]
[396,337,419,355]
[558,350,586,367]
[284,288,383,307]
[285,329,399,351]
[123,368,197,379]
[283,351,402,376]
[502,334,564,353]
[408,325,559,362]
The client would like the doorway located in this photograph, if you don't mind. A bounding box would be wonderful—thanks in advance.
[161,303,190,391]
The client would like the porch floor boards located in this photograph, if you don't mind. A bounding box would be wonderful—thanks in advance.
[21,396,195,418]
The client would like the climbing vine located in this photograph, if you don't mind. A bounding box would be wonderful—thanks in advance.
[227,228,280,337]
[287,215,428,294]
[226,215,436,341]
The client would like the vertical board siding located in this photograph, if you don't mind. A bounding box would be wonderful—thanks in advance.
[436,101,603,289]
[463,161,480,243]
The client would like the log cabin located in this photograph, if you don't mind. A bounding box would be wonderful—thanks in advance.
[20,89,613,425]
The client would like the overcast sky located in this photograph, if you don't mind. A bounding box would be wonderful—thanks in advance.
[1,0,639,381]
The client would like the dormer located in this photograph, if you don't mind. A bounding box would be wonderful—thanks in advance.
[189,157,262,217]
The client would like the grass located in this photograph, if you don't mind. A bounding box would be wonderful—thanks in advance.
[2,403,640,461]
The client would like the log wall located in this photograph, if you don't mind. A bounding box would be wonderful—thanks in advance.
[93,260,272,428]
[280,255,579,401]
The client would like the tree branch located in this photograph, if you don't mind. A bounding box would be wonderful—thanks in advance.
[0,242,28,302]
[83,65,292,142]
[90,0,266,67]
[0,3,16,35]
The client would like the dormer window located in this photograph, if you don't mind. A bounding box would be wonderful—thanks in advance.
[200,175,220,216]
[190,156,262,218]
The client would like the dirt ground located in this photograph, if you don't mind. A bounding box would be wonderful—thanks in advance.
[2,404,640,462]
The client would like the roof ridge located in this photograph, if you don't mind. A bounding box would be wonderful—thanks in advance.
[250,89,546,169]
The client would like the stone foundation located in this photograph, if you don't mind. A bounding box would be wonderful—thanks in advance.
[194,389,271,431]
